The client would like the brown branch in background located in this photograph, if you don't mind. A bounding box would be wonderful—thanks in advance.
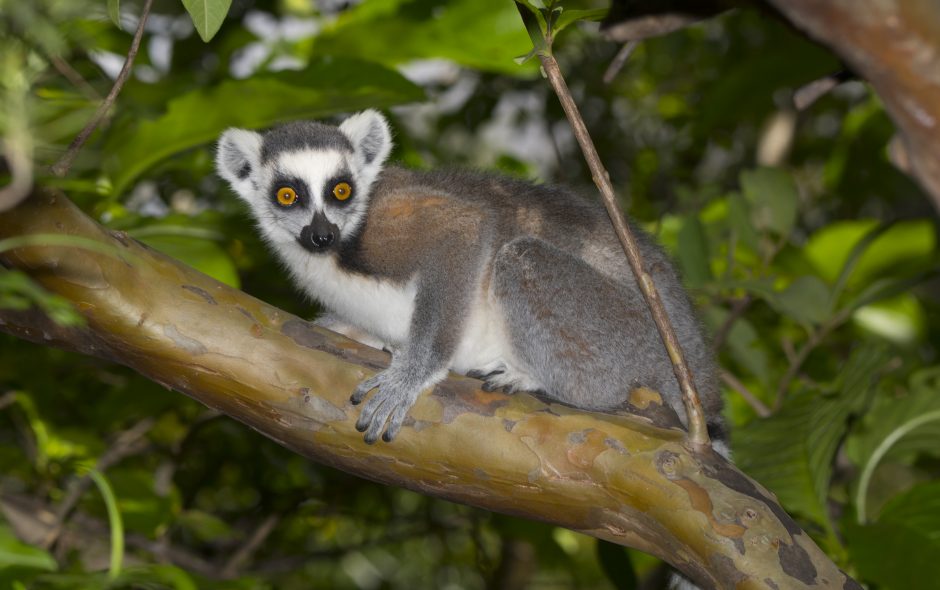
[525,21,711,450]
[50,0,154,177]
[42,417,155,550]
[221,514,281,578]
[0,391,15,411]
[50,56,100,101]
[711,295,752,352]
[720,370,770,418]
[793,69,854,111]
[603,40,639,84]
[774,310,849,409]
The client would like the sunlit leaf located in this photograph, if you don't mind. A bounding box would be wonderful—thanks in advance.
[312,0,536,75]
[553,8,608,33]
[104,58,423,195]
[806,220,936,289]
[180,0,232,42]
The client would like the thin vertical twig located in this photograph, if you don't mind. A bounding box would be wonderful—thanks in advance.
[50,0,154,177]
[517,4,711,450]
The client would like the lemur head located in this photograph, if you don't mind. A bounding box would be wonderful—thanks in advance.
[216,110,392,253]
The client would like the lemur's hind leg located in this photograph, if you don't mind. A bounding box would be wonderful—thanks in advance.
[489,236,681,415]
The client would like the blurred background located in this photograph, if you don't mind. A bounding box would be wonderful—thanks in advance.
[1,0,938,588]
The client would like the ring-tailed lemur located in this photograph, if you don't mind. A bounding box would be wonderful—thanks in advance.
[216,110,726,451]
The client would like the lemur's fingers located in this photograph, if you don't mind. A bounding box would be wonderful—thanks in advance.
[350,373,383,405]
[359,388,397,444]
[382,402,411,442]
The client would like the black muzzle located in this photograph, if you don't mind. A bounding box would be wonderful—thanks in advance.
[298,211,339,252]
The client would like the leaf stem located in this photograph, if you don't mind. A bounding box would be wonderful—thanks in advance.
[87,469,125,579]
[517,3,711,450]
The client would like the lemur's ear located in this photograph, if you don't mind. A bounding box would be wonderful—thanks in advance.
[216,128,263,197]
[339,110,392,177]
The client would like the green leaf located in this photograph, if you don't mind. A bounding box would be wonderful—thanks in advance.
[845,520,940,590]
[676,214,712,287]
[107,0,121,30]
[312,0,536,75]
[733,345,886,527]
[553,8,608,34]
[180,0,232,42]
[773,275,831,326]
[720,276,831,326]
[806,219,936,288]
[844,268,939,313]
[846,484,940,590]
[104,58,423,195]
[0,523,57,572]
[827,222,893,310]
[516,0,549,55]
[739,167,798,237]
[137,235,239,288]
[727,192,760,253]
[880,480,940,541]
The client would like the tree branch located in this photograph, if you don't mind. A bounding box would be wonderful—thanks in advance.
[764,0,940,212]
[0,188,860,589]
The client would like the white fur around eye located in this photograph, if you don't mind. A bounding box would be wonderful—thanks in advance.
[276,149,346,212]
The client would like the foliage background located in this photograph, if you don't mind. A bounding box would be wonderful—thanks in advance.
[1,0,938,588]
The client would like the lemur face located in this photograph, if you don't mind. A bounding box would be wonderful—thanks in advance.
[216,110,392,253]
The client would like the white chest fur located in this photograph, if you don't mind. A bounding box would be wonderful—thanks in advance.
[278,243,416,346]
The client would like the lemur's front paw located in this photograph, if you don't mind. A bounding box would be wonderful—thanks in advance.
[350,369,420,444]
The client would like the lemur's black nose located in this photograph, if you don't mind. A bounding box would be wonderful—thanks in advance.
[312,232,334,247]
[299,212,339,252]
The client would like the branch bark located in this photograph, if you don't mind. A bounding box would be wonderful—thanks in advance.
[0,189,859,589]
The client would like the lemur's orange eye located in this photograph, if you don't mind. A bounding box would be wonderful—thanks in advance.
[333,182,352,201]
[276,187,297,206]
